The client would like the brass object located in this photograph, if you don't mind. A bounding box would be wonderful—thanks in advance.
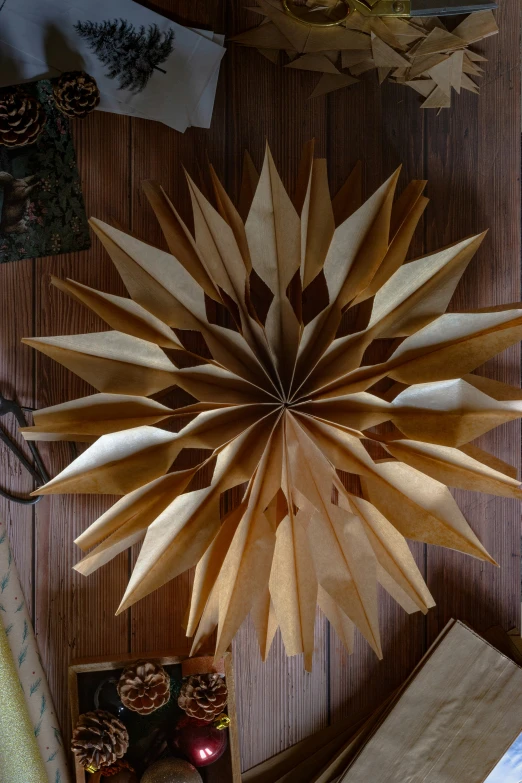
[282,0,351,26]
[214,713,231,730]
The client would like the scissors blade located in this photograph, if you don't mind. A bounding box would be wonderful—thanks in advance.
[410,0,497,14]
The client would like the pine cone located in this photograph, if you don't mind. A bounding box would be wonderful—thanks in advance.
[0,87,46,147]
[117,660,170,715]
[178,673,228,722]
[71,710,129,770]
[53,71,100,118]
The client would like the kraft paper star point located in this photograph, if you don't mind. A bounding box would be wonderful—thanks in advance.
[23,143,522,669]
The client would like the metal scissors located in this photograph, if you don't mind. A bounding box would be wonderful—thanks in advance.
[283,0,497,22]
[0,392,50,505]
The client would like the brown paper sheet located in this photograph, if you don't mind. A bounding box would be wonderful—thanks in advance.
[340,621,522,782]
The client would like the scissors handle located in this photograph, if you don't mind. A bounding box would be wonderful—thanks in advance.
[0,396,50,505]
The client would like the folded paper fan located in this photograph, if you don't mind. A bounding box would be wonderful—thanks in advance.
[231,3,498,109]
[24,143,522,670]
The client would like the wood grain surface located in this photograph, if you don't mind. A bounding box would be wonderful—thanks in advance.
[0,0,519,774]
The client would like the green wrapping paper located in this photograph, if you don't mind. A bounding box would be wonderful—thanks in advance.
[0,621,47,783]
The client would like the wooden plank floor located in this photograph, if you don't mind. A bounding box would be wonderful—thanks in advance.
[0,0,520,774]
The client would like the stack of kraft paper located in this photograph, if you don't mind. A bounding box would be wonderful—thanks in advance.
[244,621,522,783]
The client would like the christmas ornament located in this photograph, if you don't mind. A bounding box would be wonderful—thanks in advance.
[0,86,45,147]
[24,143,522,671]
[94,677,129,720]
[52,71,100,118]
[174,717,228,768]
[72,709,129,770]
[141,757,203,783]
[117,660,171,715]
[231,2,498,108]
[141,727,170,769]
[178,674,227,722]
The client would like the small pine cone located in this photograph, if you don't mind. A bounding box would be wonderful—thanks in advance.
[53,71,100,119]
[117,660,170,715]
[178,673,228,722]
[0,87,46,148]
[72,710,129,771]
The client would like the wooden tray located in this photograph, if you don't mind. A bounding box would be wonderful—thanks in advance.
[69,651,241,783]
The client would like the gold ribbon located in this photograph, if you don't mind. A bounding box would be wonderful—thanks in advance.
[0,622,47,783]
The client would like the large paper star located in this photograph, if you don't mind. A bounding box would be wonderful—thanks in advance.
[24,143,522,669]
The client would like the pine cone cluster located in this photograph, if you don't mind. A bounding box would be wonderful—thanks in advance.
[0,87,46,147]
[117,660,170,715]
[178,673,228,722]
[53,71,100,118]
[71,710,129,770]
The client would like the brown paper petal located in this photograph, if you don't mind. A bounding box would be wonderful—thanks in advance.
[286,415,382,657]
[294,170,400,393]
[213,423,283,656]
[360,461,496,563]
[89,218,270,386]
[22,393,175,441]
[348,495,435,614]
[117,415,278,613]
[246,145,301,384]
[22,331,177,396]
[141,181,219,300]
[317,585,354,655]
[298,415,495,563]
[382,439,522,498]
[390,379,522,446]
[74,468,200,574]
[300,158,335,289]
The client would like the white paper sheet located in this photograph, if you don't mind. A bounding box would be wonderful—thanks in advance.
[484,733,522,783]
[0,0,225,132]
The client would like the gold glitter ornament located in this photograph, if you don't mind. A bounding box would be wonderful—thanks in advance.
[141,757,203,783]
[0,622,47,782]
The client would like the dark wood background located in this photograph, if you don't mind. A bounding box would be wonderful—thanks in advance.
[0,0,520,773]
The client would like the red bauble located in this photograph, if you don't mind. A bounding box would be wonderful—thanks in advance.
[174,717,227,768]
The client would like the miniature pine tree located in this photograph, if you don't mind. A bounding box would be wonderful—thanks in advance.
[74,19,175,94]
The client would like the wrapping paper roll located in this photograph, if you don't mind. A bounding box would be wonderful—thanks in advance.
[0,619,48,782]
[0,518,70,783]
